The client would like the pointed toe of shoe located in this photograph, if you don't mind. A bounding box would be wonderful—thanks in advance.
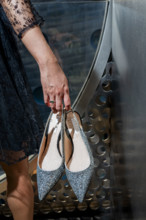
[65,164,94,203]
[37,164,64,200]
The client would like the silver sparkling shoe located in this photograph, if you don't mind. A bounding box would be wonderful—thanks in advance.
[37,111,64,200]
[63,109,94,203]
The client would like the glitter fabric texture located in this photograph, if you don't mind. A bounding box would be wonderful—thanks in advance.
[63,110,95,203]
[37,110,94,202]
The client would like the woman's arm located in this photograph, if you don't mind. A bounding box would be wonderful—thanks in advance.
[0,0,71,111]
[21,26,71,112]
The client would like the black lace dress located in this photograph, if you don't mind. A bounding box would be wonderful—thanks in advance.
[0,0,45,165]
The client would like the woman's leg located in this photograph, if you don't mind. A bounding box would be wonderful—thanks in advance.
[0,158,34,220]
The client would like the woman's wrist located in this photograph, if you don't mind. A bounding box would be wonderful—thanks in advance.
[21,26,58,67]
[39,58,62,79]
[38,56,57,71]
[37,53,58,68]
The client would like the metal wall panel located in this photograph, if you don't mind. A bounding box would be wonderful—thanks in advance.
[1,0,146,219]
[112,0,146,219]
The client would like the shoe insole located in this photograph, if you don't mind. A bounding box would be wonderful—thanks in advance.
[65,112,90,172]
[42,114,62,171]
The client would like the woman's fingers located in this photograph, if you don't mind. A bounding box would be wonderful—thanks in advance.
[40,62,71,112]
[47,85,55,109]
[49,87,70,112]
[49,97,56,109]
[63,86,71,111]
[42,87,48,106]
[43,85,71,112]
[55,89,63,111]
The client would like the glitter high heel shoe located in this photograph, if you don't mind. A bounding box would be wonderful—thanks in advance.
[37,111,64,200]
[63,109,94,203]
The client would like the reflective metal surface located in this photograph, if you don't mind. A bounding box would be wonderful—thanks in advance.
[1,0,146,219]
[111,0,146,219]
[74,0,112,115]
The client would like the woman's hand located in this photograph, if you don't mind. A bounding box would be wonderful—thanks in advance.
[39,60,71,113]
[21,26,71,113]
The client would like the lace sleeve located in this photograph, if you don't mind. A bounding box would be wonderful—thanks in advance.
[0,0,44,39]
